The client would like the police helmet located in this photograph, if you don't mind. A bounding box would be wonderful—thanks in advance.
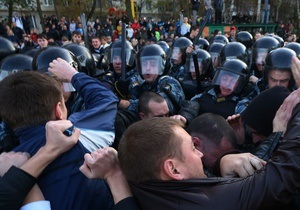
[219,42,249,65]
[208,42,225,69]
[186,49,212,78]
[157,40,170,56]
[195,38,210,51]
[32,46,79,73]
[213,35,229,45]
[264,48,296,89]
[212,59,249,95]
[137,44,166,76]
[0,37,16,62]
[63,43,96,76]
[0,54,33,81]
[252,36,280,68]
[23,48,39,58]
[267,34,284,47]
[236,31,253,49]
[285,42,300,58]
[106,40,136,71]
[170,37,192,64]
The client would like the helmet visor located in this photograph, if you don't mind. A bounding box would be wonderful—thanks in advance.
[210,52,220,68]
[0,69,21,81]
[186,58,203,73]
[110,48,132,66]
[212,69,243,92]
[255,48,268,65]
[140,56,162,75]
[171,47,182,61]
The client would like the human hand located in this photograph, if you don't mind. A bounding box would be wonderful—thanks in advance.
[48,58,78,82]
[220,153,266,178]
[249,75,258,84]
[186,45,194,54]
[118,99,130,109]
[291,56,300,87]
[273,88,300,133]
[170,115,187,125]
[80,147,121,180]
[45,120,80,156]
[0,151,30,176]
[226,114,245,145]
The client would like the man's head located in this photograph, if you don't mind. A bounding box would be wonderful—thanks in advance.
[187,113,237,169]
[118,118,205,183]
[137,44,166,83]
[37,33,48,48]
[138,92,169,119]
[264,48,296,90]
[0,71,66,129]
[92,36,101,49]
[71,31,82,44]
[230,26,236,37]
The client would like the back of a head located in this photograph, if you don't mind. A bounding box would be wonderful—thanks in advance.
[0,71,62,129]
[138,91,165,115]
[241,86,290,137]
[187,113,237,148]
[118,118,183,183]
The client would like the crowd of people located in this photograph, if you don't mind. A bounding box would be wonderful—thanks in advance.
[0,8,300,210]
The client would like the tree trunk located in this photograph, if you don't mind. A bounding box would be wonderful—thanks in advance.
[86,0,96,22]
[256,0,261,23]
[36,0,44,31]
[125,0,133,22]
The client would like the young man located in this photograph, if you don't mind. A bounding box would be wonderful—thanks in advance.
[0,58,118,210]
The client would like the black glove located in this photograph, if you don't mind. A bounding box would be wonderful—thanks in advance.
[114,79,131,99]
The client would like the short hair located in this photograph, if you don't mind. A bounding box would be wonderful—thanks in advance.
[0,71,63,129]
[187,113,237,148]
[138,92,165,115]
[37,33,48,40]
[190,25,198,32]
[72,30,81,37]
[118,118,184,183]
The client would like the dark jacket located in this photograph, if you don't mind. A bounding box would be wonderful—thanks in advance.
[12,73,118,210]
[130,104,300,210]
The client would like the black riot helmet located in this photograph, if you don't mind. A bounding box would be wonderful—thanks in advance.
[137,44,166,76]
[264,48,296,90]
[63,43,96,76]
[213,35,229,45]
[0,37,16,62]
[219,42,249,65]
[251,36,280,72]
[32,46,79,73]
[195,38,210,51]
[236,31,253,49]
[267,34,284,47]
[170,37,192,65]
[212,59,249,95]
[186,49,212,79]
[157,40,170,56]
[22,48,39,58]
[106,40,136,71]
[208,42,225,69]
[285,42,300,58]
[0,54,33,81]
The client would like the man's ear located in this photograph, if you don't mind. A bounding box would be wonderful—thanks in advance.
[54,101,63,120]
[160,159,184,180]
[139,112,146,120]
[192,136,203,151]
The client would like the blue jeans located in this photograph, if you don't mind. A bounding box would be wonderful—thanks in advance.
[261,9,270,24]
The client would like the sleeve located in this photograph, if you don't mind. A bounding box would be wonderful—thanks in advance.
[0,166,36,210]
[113,197,141,210]
[20,201,51,210]
[68,73,118,151]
